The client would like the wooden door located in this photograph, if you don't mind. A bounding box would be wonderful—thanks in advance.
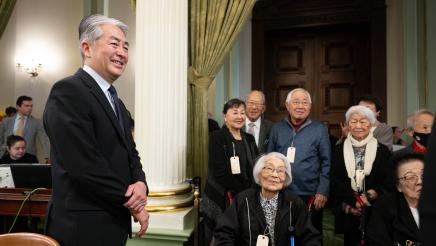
[263,26,370,138]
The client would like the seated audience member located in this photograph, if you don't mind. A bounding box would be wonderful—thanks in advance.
[358,94,393,151]
[0,135,38,164]
[330,105,391,245]
[214,152,321,245]
[368,153,423,245]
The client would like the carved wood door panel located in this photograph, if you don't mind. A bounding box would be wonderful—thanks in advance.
[263,29,370,138]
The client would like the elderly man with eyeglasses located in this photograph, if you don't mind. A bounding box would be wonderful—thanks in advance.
[266,88,330,240]
[244,90,273,153]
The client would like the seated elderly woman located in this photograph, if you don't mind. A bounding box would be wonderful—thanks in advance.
[367,153,423,245]
[330,105,391,245]
[0,135,39,164]
[213,152,321,245]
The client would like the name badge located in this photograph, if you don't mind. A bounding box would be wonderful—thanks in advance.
[287,147,296,163]
[230,156,241,174]
[256,235,269,246]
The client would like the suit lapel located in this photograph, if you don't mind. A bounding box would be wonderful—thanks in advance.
[76,69,128,148]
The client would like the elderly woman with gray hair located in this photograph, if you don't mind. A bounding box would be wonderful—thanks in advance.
[330,105,391,245]
[213,152,321,246]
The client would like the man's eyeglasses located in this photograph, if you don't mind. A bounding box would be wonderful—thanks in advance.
[246,101,264,108]
[290,100,310,107]
[398,174,423,184]
[262,166,286,176]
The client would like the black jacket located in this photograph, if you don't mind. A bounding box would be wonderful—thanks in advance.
[213,187,321,246]
[330,141,391,233]
[368,191,420,245]
[203,125,259,222]
[0,153,39,164]
[43,69,146,245]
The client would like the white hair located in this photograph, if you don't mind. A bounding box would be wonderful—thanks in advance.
[345,105,376,125]
[406,109,434,130]
[285,88,312,104]
[253,152,292,187]
[78,14,128,58]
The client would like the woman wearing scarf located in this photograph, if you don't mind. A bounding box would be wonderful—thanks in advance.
[330,105,391,245]
[202,98,259,245]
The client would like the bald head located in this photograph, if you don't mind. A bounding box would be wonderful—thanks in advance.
[245,90,266,122]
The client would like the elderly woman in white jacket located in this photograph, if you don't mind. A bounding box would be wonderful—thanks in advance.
[330,105,391,245]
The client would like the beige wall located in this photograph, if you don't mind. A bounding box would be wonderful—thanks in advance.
[0,0,83,118]
[0,0,136,118]
[386,0,405,128]
[0,4,16,111]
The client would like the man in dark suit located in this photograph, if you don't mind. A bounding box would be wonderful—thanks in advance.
[43,15,149,246]
[420,115,436,246]
[0,96,50,161]
[243,90,273,153]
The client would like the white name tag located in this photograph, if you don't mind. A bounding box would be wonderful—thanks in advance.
[256,235,269,246]
[230,156,241,174]
[287,147,296,163]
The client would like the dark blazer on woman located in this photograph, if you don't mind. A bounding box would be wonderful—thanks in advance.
[368,191,420,245]
[43,68,146,246]
[202,125,259,224]
[214,187,321,246]
[330,141,391,236]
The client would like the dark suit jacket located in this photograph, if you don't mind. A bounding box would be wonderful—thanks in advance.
[43,69,146,245]
[420,121,436,246]
[243,117,273,153]
[368,191,420,246]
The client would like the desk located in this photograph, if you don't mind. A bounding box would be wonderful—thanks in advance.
[0,188,51,217]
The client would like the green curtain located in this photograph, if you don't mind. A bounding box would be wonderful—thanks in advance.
[0,0,16,39]
[187,0,255,187]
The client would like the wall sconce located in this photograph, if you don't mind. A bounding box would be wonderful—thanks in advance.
[16,59,43,77]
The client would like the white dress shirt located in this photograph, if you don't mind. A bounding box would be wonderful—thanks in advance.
[13,114,28,134]
[83,65,116,113]
[245,117,261,146]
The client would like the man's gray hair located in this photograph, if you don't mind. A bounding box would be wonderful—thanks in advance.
[78,14,128,58]
[253,152,292,187]
[285,88,312,104]
[345,105,376,125]
[246,90,266,104]
[406,109,434,130]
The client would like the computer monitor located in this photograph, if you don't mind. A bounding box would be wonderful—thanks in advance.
[7,164,52,189]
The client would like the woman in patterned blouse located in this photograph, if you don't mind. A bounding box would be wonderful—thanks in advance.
[213,152,321,246]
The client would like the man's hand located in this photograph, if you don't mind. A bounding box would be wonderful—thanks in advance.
[132,209,149,238]
[124,181,148,213]
[313,194,328,210]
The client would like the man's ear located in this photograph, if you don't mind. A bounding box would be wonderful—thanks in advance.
[81,42,92,58]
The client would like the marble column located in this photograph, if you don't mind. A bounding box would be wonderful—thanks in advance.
[134,0,193,230]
